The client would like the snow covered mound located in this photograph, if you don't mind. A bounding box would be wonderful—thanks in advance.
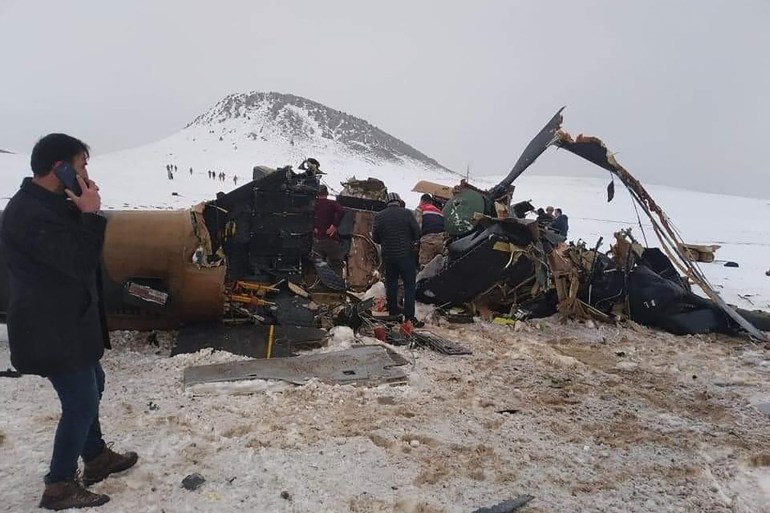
[188,91,451,172]
[0,91,464,211]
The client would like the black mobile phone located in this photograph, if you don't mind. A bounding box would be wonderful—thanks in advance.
[54,162,82,196]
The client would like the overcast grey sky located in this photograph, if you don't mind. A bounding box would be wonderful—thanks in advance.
[1,0,768,197]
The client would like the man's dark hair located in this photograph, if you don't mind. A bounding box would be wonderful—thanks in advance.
[318,185,328,196]
[420,193,432,203]
[555,208,563,215]
[30,133,90,177]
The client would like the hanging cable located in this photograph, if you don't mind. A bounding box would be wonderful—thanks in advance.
[628,188,649,246]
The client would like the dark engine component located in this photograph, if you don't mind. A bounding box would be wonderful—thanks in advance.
[417,221,535,305]
[205,166,320,282]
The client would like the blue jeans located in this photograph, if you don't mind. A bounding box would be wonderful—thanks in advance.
[384,256,417,320]
[45,362,106,484]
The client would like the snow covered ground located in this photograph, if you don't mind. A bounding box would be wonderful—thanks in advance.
[1,319,770,512]
[1,133,769,512]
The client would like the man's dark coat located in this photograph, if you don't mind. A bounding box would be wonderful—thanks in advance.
[372,205,421,261]
[0,178,110,376]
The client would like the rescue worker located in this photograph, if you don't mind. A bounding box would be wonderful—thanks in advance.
[536,207,552,227]
[552,207,569,237]
[313,184,346,277]
[372,192,423,327]
[414,194,445,267]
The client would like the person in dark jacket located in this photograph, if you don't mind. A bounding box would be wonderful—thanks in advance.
[551,207,569,236]
[313,184,347,277]
[0,134,138,510]
[372,192,423,326]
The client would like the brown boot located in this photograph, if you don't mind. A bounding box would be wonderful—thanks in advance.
[82,444,139,486]
[39,477,110,510]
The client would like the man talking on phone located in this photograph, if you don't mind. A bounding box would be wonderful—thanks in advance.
[0,133,138,510]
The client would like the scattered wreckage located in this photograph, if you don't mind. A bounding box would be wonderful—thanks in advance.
[0,110,768,362]
[417,108,770,342]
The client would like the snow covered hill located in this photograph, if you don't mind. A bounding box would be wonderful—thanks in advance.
[1,91,461,211]
[187,91,451,171]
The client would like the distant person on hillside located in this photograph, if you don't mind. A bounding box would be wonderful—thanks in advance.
[313,185,347,277]
[414,194,445,268]
[233,175,238,186]
[552,208,569,237]
[189,167,193,175]
[0,134,138,510]
[372,192,423,327]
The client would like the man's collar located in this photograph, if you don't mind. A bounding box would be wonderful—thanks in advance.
[20,177,69,205]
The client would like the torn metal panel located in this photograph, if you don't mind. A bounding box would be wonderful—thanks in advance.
[312,260,346,291]
[412,180,454,201]
[345,209,381,292]
[554,132,767,342]
[183,345,409,388]
[488,106,564,198]
[417,221,536,305]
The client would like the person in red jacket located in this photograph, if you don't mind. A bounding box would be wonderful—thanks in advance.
[313,184,347,276]
[414,194,446,267]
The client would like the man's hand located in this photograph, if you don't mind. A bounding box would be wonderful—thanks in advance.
[66,175,101,213]
[325,225,337,237]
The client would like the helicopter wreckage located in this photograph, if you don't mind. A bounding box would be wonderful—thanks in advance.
[0,110,768,358]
